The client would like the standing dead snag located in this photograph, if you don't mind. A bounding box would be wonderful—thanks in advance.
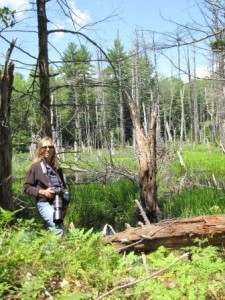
[125,90,161,223]
[0,38,16,211]
[37,0,52,137]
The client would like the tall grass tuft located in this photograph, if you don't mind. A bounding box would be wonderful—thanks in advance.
[163,186,225,219]
[66,180,139,231]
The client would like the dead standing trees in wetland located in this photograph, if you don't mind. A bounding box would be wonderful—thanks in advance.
[114,92,225,254]
[0,39,16,211]
[125,90,161,223]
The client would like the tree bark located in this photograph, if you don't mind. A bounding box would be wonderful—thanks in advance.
[179,86,185,144]
[125,91,161,222]
[118,61,125,148]
[0,39,16,211]
[37,0,51,137]
[104,214,225,253]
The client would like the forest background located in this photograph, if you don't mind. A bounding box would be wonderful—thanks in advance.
[1,1,225,299]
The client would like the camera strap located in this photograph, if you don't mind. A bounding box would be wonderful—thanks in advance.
[40,160,64,187]
[40,161,47,174]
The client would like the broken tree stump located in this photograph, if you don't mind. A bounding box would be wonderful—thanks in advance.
[104,214,225,253]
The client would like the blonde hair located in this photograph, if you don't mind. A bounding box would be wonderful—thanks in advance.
[33,136,58,168]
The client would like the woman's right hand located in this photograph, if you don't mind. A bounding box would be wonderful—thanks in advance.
[39,187,55,199]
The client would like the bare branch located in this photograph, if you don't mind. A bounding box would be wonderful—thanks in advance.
[95,252,190,300]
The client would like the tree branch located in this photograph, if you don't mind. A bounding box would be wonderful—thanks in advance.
[95,252,190,300]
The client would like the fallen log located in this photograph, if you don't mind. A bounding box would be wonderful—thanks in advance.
[104,214,225,253]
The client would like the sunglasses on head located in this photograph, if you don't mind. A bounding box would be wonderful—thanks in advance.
[41,145,55,150]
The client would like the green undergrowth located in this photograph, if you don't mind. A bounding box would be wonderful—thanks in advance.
[0,210,224,300]
[9,144,225,299]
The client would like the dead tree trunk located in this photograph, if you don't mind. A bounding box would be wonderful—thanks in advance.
[125,91,161,223]
[0,39,16,211]
[179,86,185,145]
[37,0,51,137]
[104,214,225,253]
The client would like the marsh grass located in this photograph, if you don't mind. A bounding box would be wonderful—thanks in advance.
[61,146,138,172]
[66,180,139,231]
[171,143,225,178]
[13,143,225,228]
[163,143,225,219]
[162,186,225,219]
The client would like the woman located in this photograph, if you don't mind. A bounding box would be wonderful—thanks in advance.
[24,136,69,237]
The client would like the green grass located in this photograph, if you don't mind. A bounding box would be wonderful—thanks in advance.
[171,143,225,177]
[13,143,225,228]
[65,180,139,231]
[60,146,138,172]
[12,151,32,178]
[162,186,225,219]
[161,143,225,219]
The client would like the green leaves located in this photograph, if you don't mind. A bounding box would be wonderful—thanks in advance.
[12,276,45,300]
[57,292,92,300]
[0,218,225,299]
[0,207,21,226]
[0,7,15,28]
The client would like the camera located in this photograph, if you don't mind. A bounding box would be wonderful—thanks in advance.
[52,186,70,224]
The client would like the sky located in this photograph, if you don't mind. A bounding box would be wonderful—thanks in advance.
[0,0,209,79]
[76,0,201,41]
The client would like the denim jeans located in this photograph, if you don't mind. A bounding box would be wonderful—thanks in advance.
[36,201,64,237]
